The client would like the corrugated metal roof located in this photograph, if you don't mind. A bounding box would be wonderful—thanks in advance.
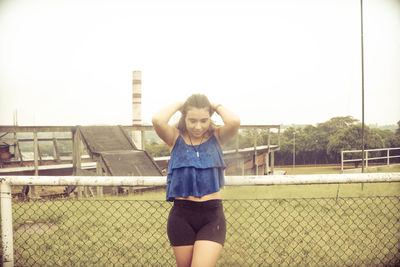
[78,126,162,176]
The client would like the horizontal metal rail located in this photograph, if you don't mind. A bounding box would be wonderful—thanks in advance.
[343,156,400,163]
[342,147,400,153]
[341,147,400,172]
[1,173,400,187]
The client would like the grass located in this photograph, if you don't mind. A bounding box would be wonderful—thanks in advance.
[12,200,173,266]
[365,164,400,173]
[5,165,400,266]
[10,193,400,266]
[222,197,400,266]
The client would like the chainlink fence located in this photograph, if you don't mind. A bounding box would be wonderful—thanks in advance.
[3,195,400,266]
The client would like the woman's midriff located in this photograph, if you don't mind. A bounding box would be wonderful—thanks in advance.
[174,191,222,202]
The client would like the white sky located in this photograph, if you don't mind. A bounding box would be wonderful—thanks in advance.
[0,0,399,126]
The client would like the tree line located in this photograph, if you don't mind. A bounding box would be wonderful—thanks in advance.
[146,116,400,166]
[246,116,400,166]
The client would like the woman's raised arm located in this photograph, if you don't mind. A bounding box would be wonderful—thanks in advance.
[212,103,240,144]
[152,102,183,148]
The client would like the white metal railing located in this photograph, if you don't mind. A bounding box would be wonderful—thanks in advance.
[341,147,400,172]
[2,173,400,267]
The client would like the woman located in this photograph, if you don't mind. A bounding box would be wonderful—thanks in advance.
[152,94,240,267]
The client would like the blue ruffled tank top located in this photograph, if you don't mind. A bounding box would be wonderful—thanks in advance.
[166,134,226,202]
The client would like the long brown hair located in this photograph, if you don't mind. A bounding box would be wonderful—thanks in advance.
[177,94,216,134]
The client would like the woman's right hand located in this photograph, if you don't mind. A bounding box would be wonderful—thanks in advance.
[177,101,185,113]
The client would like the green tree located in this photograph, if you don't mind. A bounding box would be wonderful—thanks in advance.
[274,127,297,166]
[317,116,358,136]
[145,142,170,157]
[239,129,263,149]
[396,120,400,136]
[393,120,400,148]
[312,116,359,164]
[374,128,397,147]
[327,124,384,163]
[275,125,332,166]
[299,125,328,164]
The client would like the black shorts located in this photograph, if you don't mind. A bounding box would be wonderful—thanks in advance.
[167,199,226,246]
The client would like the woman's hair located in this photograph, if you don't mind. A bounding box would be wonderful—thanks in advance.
[177,94,216,133]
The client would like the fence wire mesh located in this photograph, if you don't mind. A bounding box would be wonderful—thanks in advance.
[3,196,400,266]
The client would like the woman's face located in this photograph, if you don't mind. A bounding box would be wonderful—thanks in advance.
[185,107,211,138]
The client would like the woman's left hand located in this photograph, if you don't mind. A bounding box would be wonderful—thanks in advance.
[211,103,222,114]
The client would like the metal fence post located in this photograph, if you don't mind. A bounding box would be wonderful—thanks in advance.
[341,150,344,173]
[1,180,14,267]
[387,149,390,166]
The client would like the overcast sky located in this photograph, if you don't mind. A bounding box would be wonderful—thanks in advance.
[0,0,399,127]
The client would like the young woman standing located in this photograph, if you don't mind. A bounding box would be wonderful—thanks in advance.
[152,94,240,267]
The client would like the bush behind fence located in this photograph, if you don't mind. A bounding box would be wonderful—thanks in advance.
[3,196,399,266]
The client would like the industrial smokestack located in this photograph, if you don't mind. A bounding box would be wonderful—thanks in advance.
[132,70,142,149]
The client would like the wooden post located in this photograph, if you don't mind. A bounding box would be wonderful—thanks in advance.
[72,129,82,175]
[33,130,39,176]
[37,140,42,165]
[72,129,83,198]
[13,131,20,161]
[265,129,270,175]
[254,129,258,176]
[30,130,39,199]
[52,132,60,163]
[271,151,275,174]
[96,162,104,197]
[263,154,267,175]
[16,140,23,166]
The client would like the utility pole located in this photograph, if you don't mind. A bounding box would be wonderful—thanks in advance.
[360,0,365,173]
